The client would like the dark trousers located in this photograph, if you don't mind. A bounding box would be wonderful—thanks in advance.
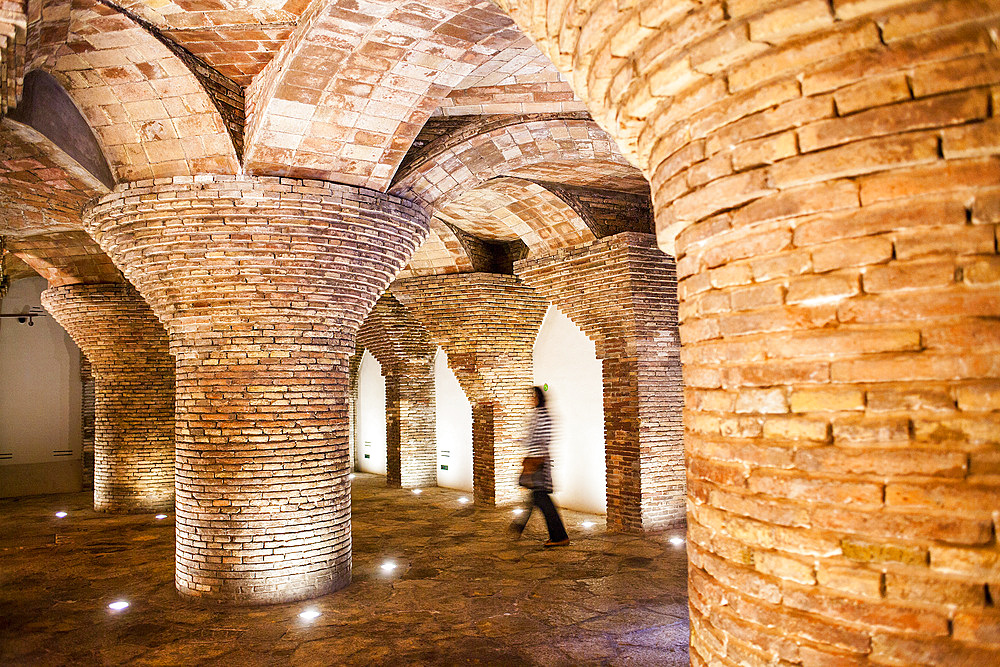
[515,489,568,542]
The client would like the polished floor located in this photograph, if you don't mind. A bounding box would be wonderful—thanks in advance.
[0,474,689,666]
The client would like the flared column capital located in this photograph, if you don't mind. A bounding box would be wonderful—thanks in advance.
[82,175,430,349]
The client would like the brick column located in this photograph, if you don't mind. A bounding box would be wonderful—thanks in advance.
[357,293,436,488]
[516,232,684,532]
[390,274,546,506]
[84,176,428,604]
[41,283,174,513]
[608,5,999,664]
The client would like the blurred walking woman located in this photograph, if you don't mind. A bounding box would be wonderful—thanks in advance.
[512,386,569,547]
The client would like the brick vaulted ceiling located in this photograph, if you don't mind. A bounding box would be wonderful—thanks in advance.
[1,0,651,282]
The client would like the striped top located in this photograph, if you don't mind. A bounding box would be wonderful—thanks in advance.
[523,406,553,492]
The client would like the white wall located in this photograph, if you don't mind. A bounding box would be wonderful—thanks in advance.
[356,349,387,475]
[533,304,606,515]
[0,276,83,496]
[434,347,473,491]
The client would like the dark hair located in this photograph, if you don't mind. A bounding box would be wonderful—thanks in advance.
[533,386,546,408]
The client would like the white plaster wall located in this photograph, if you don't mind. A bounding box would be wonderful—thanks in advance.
[533,304,606,515]
[356,350,387,475]
[0,277,83,496]
[434,347,473,492]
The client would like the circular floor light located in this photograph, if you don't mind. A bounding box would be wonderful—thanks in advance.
[381,561,396,572]
[155,514,167,520]
[299,609,321,621]
[669,536,685,547]
[108,601,129,611]
[412,489,422,495]
[457,497,470,504]
[581,521,595,529]
[55,511,67,518]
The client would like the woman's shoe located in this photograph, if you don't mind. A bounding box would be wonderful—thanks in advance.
[543,538,570,547]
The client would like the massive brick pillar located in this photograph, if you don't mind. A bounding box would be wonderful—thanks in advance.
[84,176,428,604]
[41,283,174,513]
[498,0,1000,662]
[391,274,546,506]
[516,232,683,532]
[357,293,437,488]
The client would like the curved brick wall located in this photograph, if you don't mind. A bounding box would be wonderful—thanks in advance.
[41,282,175,513]
[497,1,1000,663]
[84,176,429,604]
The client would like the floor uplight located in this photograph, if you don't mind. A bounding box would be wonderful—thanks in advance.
[299,609,321,620]
[512,508,524,516]
[669,536,685,546]
[348,474,356,480]
[412,489,422,495]
[381,561,396,572]
[582,521,595,529]
[55,511,67,518]
[155,514,167,520]
[457,497,470,504]
[108,601,129,611]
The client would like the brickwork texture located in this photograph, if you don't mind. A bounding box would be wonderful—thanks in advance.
[357,293,437,489]
[83,175,428,604]
[41,282,174,513]
[516,232,684,533]
[495,0,1000,663]
[391,273,547,506]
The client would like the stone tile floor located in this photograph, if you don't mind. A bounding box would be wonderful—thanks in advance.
[0,474,689,665]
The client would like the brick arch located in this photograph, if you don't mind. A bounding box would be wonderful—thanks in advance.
[437,176,595,255]
[0,117,108,237]
[243,0,524,188]
[7,231,121,287]
[34,0,238,182]
[390,117,639,209]
[398,216,476,279]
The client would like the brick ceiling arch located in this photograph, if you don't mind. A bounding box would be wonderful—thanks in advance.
[390,117,643,210]
[33,0,239,182]
[437,176,595,255]
[0,117,108,238]
[397,216,475,279]
[243,0,524,188]
[6,230,121,286]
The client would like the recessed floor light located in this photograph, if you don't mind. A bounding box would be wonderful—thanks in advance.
[582,521,595,529]
[381,561,396,572]
[412,489,422,495]
[299,609,321,620]
[155,514,167,520]
[512,508,524,516]
[457,497,470,504]
[108,601,129,611]
[55,511,67,518]
[348,474,355,480]
[669,536,685,546]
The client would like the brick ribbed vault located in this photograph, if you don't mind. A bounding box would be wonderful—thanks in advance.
[497,0,1000,663]
[29,0,238,182]
[356,293,437,489]
[516,232,683,532]
[390,273,546,506]
[244,0,523,187]
[390,117,642,210]
[41,282,174,513]
[84,175,428,604]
